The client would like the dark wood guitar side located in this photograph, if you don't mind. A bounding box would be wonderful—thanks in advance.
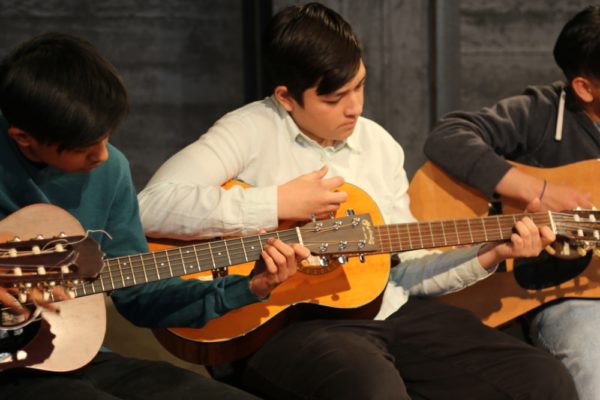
[408,159,600,327]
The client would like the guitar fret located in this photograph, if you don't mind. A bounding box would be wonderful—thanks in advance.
[453,219,459,245]
[416,223,424,249]
[394,224,403,251]
[178,247,187,275]
[428,221,435,247]
[223,240,232,266]
[107,261,116,289]
[496,216,504,239]
[116,258,126,288]
[405,223,412,249]
[466,219,474,243]
[128,255,137,285]
[165,250,174,277]
[149,252,158,282]
[207,242,217,269]
[481,218,488,242]
[440,221,447,246]
[192,244,202,272]
[241,237,249,262]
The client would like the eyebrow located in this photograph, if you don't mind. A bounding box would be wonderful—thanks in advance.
[329,74,367,98]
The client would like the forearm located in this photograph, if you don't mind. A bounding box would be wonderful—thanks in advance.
[494,167,545,203]
[111,276,262,328]
[139,182,278,239]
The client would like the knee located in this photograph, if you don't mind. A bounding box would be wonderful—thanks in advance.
[526,356,578,400]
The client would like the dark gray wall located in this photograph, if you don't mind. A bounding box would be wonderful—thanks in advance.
[1,0,590,185]
[0,0,245,190]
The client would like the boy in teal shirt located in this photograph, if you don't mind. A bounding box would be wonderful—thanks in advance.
[0,32,306,399]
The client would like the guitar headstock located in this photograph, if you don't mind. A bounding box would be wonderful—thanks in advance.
[0,235,104,291]
[550,209,600,258]
[299,212,379,260]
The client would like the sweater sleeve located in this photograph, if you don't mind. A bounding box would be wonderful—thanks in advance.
[111,275,262,328]
[138,113,278,240]
[424,85,558,198]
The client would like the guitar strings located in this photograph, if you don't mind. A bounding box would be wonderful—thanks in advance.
[7,211,598,295]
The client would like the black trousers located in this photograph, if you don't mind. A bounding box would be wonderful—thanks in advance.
[0,352,259,400]
[240,297,577,400]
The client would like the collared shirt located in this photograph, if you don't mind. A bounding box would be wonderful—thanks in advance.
[138,96,492,320]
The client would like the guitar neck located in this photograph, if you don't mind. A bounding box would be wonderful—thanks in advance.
[73,229,301,297]
[375,212,553,253]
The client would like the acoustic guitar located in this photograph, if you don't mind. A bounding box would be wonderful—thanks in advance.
[148,181,599,365]
[0,203,372,372]
[408,159,600,327]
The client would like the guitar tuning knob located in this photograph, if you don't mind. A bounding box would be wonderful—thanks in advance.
[337,255,348,264]
[18,291,27,304]
[36,234,44,239]
[11,236,21,242]
[561,242,571,257]
[359,254,366,263]
[319,256,329,267]
[329,212,335,219]
[16,350,27,361]
[345,209,355,216]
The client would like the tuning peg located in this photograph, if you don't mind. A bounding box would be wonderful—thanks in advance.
[37,266,46,275]
[18,291,27,304]
[319,256,329,267]
[35,234,44,240]
[337,255,348,264]
[561,242,571,257]
[346,209,355,216]
[16,350,27,361]
[11,236,21,242]
[8,248,17,257]
[61,265,70,274]
[577,247,587,257]
[55,243,65,252]
[359,254,366,263]
[13,267,22,276]
[32,245,41,255]
[329,212,335,219]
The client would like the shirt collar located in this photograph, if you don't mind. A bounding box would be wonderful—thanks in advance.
[269,95,362,154]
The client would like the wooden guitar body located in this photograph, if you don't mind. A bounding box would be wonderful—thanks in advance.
[408,159,600,327]
[0,204,106,372]
[151,183,391,365]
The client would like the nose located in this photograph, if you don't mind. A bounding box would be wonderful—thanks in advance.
[89,140,109,163]
[345,90,363,117]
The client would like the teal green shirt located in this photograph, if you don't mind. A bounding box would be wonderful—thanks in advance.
[0,116,261,328]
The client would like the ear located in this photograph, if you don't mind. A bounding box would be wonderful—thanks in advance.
[7,126,37,148]
[273,86,296,112]
[571,76,595,103]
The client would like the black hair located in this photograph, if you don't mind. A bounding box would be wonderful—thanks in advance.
[0,32,129,150]
[554,6,600,81]
[263,2,362,105]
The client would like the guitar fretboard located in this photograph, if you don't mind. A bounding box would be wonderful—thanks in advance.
[375,213,553,253]
[73,229,301,297]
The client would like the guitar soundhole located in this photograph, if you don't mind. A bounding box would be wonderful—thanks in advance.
[514,252,592,289]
